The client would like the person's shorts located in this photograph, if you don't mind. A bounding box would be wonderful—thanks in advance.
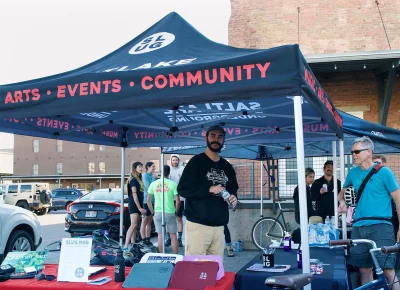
[154,212,178,234]
[174,201,185,218]
[128,201,143,215]
[348,223,396,269]
[143,203,154,216]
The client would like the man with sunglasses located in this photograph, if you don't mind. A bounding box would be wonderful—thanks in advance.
[338,136,400,289]
[311,160,341,222]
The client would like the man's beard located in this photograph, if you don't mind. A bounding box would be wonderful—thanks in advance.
[207,140,223,153]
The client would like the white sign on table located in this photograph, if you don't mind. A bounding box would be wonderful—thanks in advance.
[57,238,92,282]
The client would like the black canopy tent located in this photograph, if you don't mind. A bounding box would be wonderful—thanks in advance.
[0,12,342,271]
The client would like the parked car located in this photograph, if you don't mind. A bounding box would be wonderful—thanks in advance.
[65,188,131,239]
[0,204,42,263]
[0,185,5,204]
[49,188,83,211]
[3,183,52,215]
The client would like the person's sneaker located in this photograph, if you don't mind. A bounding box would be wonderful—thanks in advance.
[144,239,153,247]
[178,239,183,247]
[165,238,171,247]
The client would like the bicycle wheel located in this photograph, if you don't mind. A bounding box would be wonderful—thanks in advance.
[252,217,285,250]
[44,240,62,252]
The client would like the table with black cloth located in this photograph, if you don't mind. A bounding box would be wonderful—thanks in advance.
[3,264,236,290]
[235,247,349,290]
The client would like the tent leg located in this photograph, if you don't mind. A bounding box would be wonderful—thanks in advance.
[332,141,338,227]
[294,96,311,288]
[260,160,263,218]
[119,147,126,247]
[161,152,165,253]
[339,140,347,239]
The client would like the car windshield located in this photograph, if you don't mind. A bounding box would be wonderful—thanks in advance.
[80,190,128,203]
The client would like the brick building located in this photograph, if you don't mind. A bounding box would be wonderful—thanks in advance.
[229,0,400,128]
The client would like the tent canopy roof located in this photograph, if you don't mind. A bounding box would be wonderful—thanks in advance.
[0,12,342,147]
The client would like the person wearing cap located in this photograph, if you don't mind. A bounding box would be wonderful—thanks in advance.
[311,160,341,221]
[177,125,239,258]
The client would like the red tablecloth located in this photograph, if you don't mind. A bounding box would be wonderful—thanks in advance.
[3,264,235,290]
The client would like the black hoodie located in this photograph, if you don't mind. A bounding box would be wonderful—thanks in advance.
[178,153,239,226]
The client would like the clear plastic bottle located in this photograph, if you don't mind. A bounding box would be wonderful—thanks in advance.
[325,216,331,225]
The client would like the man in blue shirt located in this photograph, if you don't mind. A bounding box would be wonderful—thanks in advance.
[338,136,400,289]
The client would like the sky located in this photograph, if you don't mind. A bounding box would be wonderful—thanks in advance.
[0,0,231,149]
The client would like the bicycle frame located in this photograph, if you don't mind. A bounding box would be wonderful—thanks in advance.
[353,239,389,290]
[275,201,294,232]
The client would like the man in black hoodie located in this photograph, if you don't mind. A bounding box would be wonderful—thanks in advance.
[178,125,238,257]
[311,160,341,221]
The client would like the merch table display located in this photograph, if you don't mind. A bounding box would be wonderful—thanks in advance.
[234,247,349,290]
[2,264,236,290]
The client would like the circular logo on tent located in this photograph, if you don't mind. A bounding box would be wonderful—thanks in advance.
[129,32,175,54]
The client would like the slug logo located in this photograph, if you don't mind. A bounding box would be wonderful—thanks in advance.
[129,32,175,54]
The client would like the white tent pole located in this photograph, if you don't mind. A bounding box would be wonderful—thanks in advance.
[260,160,263,217]
[293,95,310,286]
[339,140,347,239]
[119,147,126,247]
[161,151,165,253]
[332,141,338,227]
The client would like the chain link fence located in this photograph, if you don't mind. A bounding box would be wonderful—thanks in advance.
[231,154,400,201]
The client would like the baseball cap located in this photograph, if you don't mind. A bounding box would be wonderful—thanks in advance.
[206,125,226,136]
[324,160,333,167]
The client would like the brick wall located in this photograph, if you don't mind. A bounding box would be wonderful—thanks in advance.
[229,0,400,54]
[229,0,400,129]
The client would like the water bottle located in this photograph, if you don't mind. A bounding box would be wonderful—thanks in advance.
[114,247,125,282]
[221,190,234,209]
[325,216,331,225]
[283,232,291,252]
[297,245,302,269]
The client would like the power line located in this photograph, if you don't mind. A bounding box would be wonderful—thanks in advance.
[375,0,391,50]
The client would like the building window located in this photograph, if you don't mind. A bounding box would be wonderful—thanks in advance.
[131,147,138,150]
[57,140,63,152]
[33,164,39,175]
[99,162,106,174]
[56,163,63,175]
[99,145,105,151]
[89,144,95,151]
[88,162,95,174]
[150,159,160,171]
[33,140,39,153]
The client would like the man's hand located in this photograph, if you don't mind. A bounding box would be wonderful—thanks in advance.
[320,187,327,194]
[338,200,347,213]
[209,185,224,195]
[229,194,238,208]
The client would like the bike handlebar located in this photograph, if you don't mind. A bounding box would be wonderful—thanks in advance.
[329,239,352,246]
[381,244,400,254]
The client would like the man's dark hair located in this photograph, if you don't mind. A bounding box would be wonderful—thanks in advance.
[373,154,387,164]
[324,160,333,169]
[164,165,170,177]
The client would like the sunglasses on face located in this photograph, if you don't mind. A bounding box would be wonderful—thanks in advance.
[36,273,57,281]
[351,148,369,155]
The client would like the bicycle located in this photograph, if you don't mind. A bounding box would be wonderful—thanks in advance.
[251,199,295,250]
[45,229,120,252]
[265,239,400,290]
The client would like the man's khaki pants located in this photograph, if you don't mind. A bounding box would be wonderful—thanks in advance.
[185,220,225,258]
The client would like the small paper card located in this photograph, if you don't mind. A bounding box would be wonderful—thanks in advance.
[57,238,92,282]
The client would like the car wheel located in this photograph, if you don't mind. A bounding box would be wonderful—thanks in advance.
[16,201,29,210]
[35,208,48,216]
[5,230,34,257]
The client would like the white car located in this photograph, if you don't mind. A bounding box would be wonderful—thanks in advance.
[0,204,42,262]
